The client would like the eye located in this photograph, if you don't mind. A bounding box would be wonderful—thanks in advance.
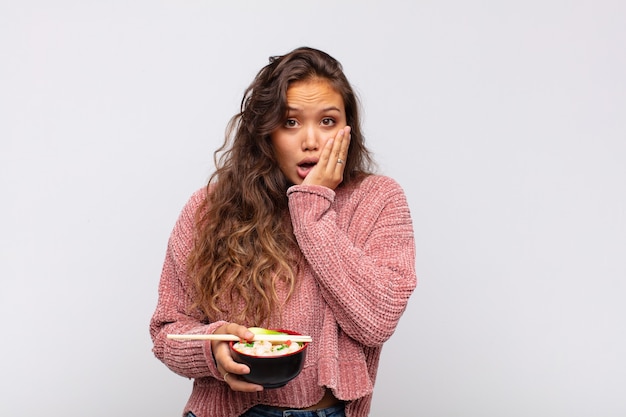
[321,117,336,126]
[284,119,298,128]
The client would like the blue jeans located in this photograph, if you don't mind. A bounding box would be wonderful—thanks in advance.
[241,403,345,417]
[186,403,345,417]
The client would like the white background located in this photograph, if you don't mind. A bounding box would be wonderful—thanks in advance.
[1,1,625,416]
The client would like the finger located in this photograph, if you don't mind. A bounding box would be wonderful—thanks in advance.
[223,372,264,392]
[214,322,254,340]
[227,323,255,341]
[216,344,250,371]
[216,349,263,393]
[339,126,351,160]
[211,323,253,359]
[318,137,335,170]
[331,128,346,160]
[212,322,256,377]
[334,127,351,169]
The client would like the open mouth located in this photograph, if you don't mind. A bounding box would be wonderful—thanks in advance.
[296,161,317,179]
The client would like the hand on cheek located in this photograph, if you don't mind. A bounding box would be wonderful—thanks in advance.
[302,126,351,189]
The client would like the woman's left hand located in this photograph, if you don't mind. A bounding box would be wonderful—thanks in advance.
[302,126,351,190]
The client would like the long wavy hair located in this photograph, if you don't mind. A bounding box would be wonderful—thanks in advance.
[187,47,374,326]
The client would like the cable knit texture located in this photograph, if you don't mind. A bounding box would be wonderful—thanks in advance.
[150,175,417,417]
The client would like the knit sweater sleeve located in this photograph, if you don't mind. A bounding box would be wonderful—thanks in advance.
[287,176,417,347]
[149,189,226,380]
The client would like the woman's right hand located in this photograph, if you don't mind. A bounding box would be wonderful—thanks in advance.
[211,322,264,392]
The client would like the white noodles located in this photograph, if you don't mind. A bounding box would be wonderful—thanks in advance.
[233,340,303,356]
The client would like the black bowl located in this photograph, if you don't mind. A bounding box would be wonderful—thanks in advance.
[229,329,308,388]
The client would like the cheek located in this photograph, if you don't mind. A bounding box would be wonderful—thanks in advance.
[272,136,293,161]
[272,143,290,168]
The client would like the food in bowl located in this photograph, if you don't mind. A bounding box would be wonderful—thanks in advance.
[232,339,304,356]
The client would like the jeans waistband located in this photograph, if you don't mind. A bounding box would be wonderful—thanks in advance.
[245,402,345,417]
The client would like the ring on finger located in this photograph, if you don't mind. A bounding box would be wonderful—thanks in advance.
[337,158,344,164]
[223,372,230,383]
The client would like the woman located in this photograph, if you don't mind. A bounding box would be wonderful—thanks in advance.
[150,46,417,417]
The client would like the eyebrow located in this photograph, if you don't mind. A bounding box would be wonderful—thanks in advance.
[286,106,342,113]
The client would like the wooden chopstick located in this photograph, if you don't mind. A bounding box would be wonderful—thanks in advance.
[166,334,312,343]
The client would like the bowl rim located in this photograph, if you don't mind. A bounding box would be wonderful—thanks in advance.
[229,328,309,359]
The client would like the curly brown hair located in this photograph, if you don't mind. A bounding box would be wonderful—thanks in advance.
[187,47,374,326]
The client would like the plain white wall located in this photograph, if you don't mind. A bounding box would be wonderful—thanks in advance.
[1,1,625,416]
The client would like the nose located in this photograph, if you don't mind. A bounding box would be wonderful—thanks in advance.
[302,124,319,151]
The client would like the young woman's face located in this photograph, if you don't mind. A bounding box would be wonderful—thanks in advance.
[271,79,346,185]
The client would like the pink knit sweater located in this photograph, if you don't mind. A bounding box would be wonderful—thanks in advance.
[150,175,417,417]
